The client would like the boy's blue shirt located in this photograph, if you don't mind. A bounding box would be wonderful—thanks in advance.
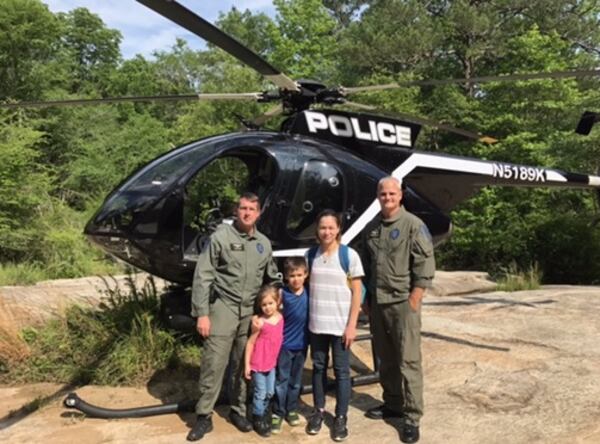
[281,285,309,351]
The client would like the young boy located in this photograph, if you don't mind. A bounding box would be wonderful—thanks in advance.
[271,257,309,434]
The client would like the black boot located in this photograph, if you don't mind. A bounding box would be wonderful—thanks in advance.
[186,415,213,441]
[253,413,272,437]
[229,410,252,432]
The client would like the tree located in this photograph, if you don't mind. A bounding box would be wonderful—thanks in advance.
[56,7,122,95]
[269,0,338,81]
[0,0,61,100]
[0,116,50,261]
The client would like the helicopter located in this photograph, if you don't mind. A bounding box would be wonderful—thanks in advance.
[3,0,600,420]
[3,0,600,286]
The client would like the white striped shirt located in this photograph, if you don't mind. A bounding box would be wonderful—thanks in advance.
[307,246,364,336]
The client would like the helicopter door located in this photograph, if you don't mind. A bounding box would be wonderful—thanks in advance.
[287,160,345,240]
[181,156,248,260]
[181,150,277,260]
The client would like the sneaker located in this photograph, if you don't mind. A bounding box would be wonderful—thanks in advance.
[285,411,301,426]
[229,410,252,432]
[186,415,213,441]
[332,415,348,442]
[306,410,324,435]
[271,414,283,434]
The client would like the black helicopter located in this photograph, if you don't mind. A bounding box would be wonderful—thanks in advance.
[4,0,600,420]
[3,0,600,288]
[80,0,600,286]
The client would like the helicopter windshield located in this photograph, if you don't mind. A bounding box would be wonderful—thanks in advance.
[95,137,221,227]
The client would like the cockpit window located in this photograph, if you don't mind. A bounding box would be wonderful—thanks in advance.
[98,138,219,226]
[287,160,345,240]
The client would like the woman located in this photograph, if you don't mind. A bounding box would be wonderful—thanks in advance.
[305,209,364,442]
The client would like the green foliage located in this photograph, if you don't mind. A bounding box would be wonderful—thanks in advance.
[269,0,338,81]
[496,262,542,292]
[339,0,439,82]
[57,7,122,94]
[530,214,600,284]
[0,263,47,286]
[2,275,199,386]
[0,119,50,261]
[0,0,61,100]
[2,0,600,285]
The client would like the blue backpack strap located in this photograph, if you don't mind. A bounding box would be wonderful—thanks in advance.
[307,246,318,272]
[340,244,368,304]
[338,244,350,274]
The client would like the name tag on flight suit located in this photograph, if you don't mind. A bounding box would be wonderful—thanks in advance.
[369,227,381,238]
[230,243,244,251]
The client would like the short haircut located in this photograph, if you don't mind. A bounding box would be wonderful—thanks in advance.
[283,257,308,275]
[239,191,260,210]
[377,176,402,193]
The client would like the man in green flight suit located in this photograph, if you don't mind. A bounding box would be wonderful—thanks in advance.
[361,176,435,444]
[186,192,281,441]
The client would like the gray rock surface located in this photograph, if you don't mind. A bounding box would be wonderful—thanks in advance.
[2,275,600,443]
[0,274,166,333]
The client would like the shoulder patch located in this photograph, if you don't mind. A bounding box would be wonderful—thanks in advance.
[256,243,264,254]
[390,228,400,240]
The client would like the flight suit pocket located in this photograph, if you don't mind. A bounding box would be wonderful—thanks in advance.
[389,273,410,296]
[221,247,243,271]
[383,236,408,273]
[401,301,422,363]
[209,297,238,336]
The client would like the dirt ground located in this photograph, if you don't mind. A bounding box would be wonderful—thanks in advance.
[2,276,600,443]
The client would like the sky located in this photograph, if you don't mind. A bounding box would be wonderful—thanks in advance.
[43,1,276,59]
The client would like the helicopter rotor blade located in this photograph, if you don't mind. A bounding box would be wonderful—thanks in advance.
[343,100,377,111]
[344,68,600,93]
[136,0,299,92]
[0,93,266,109]
[393,111,498,144]
[344,101,496,144]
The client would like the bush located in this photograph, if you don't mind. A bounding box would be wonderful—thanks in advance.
[530,215,600,284]
[0,263,48,286]
[1,275,200,386]
[496,262,542,291]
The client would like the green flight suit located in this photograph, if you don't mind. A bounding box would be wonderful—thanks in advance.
[361,206,435,426]
[191,222,281,417]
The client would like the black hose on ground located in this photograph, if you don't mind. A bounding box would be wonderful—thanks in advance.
[63,392,196,418]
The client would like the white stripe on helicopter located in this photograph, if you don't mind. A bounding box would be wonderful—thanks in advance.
[273,154,600,257]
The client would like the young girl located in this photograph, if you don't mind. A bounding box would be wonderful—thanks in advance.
[245,285,284,437]
[305,209,364,442]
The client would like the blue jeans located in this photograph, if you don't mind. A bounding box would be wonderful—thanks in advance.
[252,369,275,416]
[273,348,307,417]
[310,333,351,417]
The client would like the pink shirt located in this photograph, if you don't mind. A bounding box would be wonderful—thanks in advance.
[250,317,284,372]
